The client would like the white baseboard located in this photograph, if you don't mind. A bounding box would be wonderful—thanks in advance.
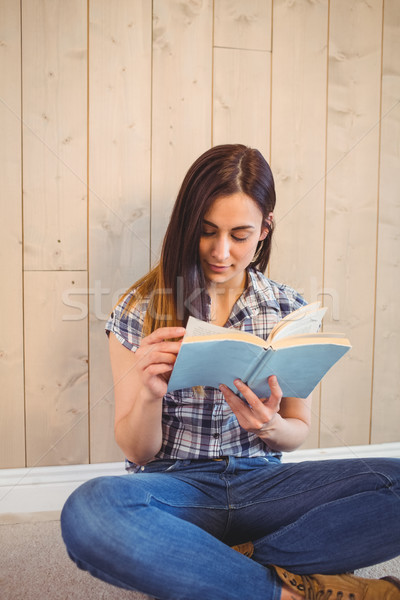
[1,442,399,520]
[0,461,126,519]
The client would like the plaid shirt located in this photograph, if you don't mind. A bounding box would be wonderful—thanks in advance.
[106,268,306,469]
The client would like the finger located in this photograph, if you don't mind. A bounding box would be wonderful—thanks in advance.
[219,384,252,423]
[140,350,179,370]
[231,379,280,426]
[137,341,183,363]
[141,327,186,346]
[219,384,244,409]
[132,345,179,377]
[267,375,282,406]
[220,384,264,431]
[232,379,263,408]
[145,362,174,377]
[148,340,183,354]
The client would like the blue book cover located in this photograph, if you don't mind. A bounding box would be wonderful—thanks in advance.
[167,303,351,399]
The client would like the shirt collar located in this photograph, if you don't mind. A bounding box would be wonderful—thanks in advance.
[229,268,281,324]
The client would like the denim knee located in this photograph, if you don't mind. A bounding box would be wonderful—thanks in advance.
[368,457,400,491]
[61,476,121,558]
[61,479,94,556]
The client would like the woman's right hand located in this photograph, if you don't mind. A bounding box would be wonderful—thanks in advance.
[110,326,185,464]
[133,327,186,400]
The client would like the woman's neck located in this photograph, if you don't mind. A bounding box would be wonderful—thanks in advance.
[207,273,247,326]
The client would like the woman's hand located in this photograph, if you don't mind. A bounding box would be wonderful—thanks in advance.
[219,375,312,451]
[133,327,185,401]
[220,375,282,434]
[110,326,185,464]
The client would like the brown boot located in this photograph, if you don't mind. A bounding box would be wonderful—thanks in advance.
[272,565,400,599]
[231,541,254,558]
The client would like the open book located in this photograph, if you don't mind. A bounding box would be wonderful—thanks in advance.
[167,302,351,399]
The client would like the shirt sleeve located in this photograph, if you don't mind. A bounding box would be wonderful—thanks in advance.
[273,282,308,317]
[105,291,145,352]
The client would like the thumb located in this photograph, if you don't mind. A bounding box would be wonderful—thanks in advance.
[268,375,282,402]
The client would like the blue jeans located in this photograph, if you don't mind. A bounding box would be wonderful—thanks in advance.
[61,456,400,600]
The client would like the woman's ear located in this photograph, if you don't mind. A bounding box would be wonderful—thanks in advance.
[259,212,274,241]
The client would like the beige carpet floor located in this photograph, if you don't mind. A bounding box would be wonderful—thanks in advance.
[1,515,399,600]
[0,516,150,600]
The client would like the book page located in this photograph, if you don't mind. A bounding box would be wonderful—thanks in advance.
[271,332,351,349]
[267,301,321,340]
[185,317,228,337]
[271,307,327,342]
[184,317,267,346]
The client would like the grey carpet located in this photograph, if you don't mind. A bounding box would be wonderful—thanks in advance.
[1,518,150,600]
[1,517,399,600]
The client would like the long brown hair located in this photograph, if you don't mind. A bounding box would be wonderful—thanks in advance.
[123,144,276,334]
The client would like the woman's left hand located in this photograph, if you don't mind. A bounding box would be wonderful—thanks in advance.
[219,375,282,435]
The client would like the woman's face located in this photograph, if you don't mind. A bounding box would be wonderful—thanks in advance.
[199,192,270,291]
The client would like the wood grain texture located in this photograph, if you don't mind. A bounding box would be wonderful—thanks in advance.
[213,47,271,157]
[1,0,400,470]
[24,271,88,467]
[88,0,152,463]
[22,0,87,271]
[371,0,400,443]
[0,0,25,468]
[214,0,272,51]
[320,0,383,447]
[151,0,213,257]
[269,0,329,448]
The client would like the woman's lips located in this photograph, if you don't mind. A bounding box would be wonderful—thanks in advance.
[207,263,231,272]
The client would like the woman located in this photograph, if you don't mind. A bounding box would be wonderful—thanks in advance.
[61,145,400,600]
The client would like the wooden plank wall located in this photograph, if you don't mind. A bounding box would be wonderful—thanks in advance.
[0,0,25,468]
[0,0,399,469]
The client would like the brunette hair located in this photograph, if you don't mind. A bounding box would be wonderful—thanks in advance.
[124,144,276,334]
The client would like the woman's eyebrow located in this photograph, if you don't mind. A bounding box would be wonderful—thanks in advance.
[202,219,255,231]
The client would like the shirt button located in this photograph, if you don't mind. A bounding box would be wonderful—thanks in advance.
[213,433,220,439]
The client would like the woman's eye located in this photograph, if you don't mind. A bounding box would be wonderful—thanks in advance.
[201,230,248,242]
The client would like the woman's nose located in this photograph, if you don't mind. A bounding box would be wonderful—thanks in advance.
[211,236,230,261]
